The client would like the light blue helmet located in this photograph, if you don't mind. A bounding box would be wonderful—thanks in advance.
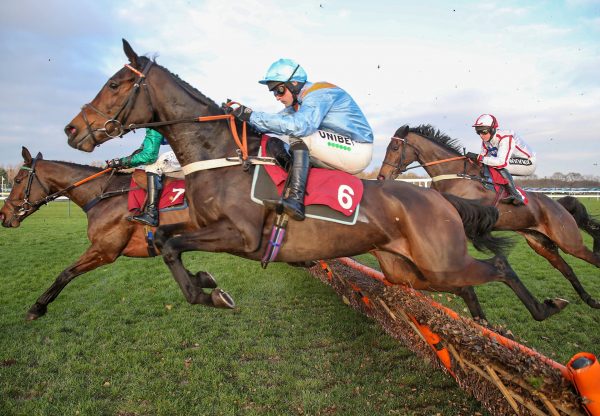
[258,58,308,85]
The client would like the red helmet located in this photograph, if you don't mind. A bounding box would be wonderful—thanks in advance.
[473,114,499,129]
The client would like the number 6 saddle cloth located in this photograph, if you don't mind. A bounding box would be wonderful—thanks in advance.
[251,136,364,225]
[127,169,187,212]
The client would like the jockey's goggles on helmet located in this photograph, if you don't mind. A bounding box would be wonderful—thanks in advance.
[272,84,287,97]
[476,128,491,135]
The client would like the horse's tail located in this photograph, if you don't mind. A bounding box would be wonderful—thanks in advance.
[442,193,514,256]
[557,196,600,253]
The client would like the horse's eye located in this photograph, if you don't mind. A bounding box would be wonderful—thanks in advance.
[108,81,119,90]
[392,146,399,151]
[15,178,21,184]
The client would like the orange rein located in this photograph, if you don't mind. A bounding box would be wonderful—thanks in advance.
[72,168,113,187]
[197,110,249,160]
[419,155,469,167]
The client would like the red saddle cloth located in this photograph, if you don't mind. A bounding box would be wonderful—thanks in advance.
[488,168,528,204]
[261,136,363,216]
[127,175,186,212]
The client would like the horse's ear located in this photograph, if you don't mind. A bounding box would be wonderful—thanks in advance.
[122,38,140,67]
[22,147,32,164]
[394,125,410,139]
[35,152,43,160]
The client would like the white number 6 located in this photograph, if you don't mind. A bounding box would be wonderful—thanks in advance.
[338,185,354,209]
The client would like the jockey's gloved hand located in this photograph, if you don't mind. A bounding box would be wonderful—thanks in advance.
[106,158,125,170]
[221,99,234,114]
[465,152,479,161]
[231,104,253,122]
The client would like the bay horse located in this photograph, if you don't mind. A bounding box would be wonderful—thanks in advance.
[63,39,568,321]
[377,124,600,308]
[0,147,233,320]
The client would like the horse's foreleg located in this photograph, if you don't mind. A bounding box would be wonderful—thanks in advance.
[519,230,600,309]
[27,247,118,320]
[154,221,194,251]
[467,256,569,321]
[451,287,487,321]
[160,222,244,309]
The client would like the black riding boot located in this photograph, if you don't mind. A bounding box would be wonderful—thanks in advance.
[498,168,524,205]
[267,137,292,170]
[128,173,162,226]
[281,145,310,221]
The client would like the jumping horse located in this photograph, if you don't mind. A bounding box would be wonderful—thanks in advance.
[0,147,233,320]
[63,40,568,321]
[378,124,600,308]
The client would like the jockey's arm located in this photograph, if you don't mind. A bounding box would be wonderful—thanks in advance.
[481,136,513,168]
[249,92,334,137]
[121,129,163,167]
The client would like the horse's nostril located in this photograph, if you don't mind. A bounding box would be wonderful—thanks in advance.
[64,125,77,137]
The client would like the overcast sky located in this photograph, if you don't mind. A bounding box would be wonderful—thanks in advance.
[1,0,599,178]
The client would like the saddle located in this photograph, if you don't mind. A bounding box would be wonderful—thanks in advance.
[251,136,363,225]
[481,166,528,205]
[128,170,186,212]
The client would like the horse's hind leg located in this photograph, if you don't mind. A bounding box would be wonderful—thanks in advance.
[519,230,600,308]
[480,256,569,321]
[374,251,488,320]
[27,246,118,320]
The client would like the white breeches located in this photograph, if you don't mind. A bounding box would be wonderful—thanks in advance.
[506,155,536,176]
[144,151,181,175]
[279,130,373,175]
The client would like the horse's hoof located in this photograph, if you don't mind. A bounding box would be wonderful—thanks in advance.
[585,297,600,309]
[548,297,570,312]
[25,304,46,321]
[211,289,235,309]
[196,271,218,289]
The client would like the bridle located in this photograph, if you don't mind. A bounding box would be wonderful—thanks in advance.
[380,135,470,178]
[380,136,412,177]
[78,60,155,149]
[3,156,51,222]
[74,60,275,170]
[3,157,112,225]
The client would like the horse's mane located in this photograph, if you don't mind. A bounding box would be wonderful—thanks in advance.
[140,56,222,112]
[409,124,464,155]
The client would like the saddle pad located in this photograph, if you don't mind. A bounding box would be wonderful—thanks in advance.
[128,177,186,212]
[487,167,529,204]
[251,165,360,225]
[260,135,363,214]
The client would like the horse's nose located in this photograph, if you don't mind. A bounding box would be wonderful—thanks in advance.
[64,124,77,139]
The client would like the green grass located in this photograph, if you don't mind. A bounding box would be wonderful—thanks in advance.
[1,199,599,415]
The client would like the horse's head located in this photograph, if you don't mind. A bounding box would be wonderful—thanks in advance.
[65,39,155,152]
[377,125,419,180]
[0,147,48,228]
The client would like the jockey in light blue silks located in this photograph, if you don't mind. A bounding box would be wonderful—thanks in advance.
[106,128,181,226]
[230,58,374,221]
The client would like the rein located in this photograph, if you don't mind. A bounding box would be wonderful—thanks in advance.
[5,161,113,222]
[80,63,272,174]
[382,136,470,175]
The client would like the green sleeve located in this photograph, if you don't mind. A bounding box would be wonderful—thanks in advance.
[121,129,164,167]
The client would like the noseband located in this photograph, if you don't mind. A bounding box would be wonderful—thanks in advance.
[78,60,155,148]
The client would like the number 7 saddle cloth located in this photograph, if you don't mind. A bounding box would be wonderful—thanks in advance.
[127,169,186,212]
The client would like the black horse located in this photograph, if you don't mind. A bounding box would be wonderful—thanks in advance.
[63,40,568,321]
